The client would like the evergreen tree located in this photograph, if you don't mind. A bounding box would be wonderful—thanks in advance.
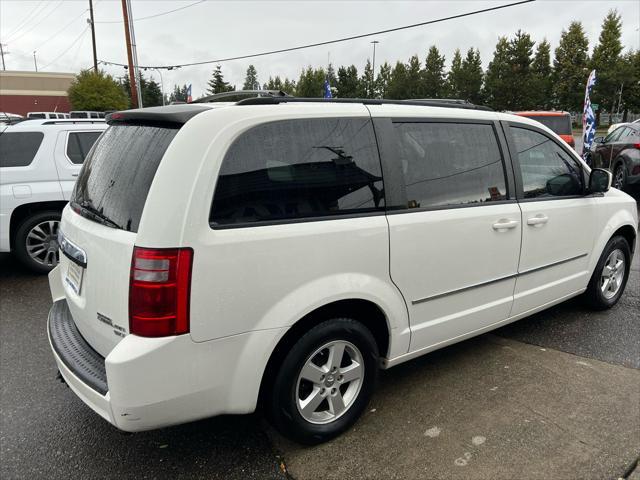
[168,84,189,103]
[336,65,360,98]
[617,50,640,120]
[375,61,392,98]
[405,55,423,99]
[360,59,375,98]
[282,78,297,95]
[553,21,589,112]
[207,65,235,95]
[460,48,483,104]
[387,61,408,99]
[447,49,464,98]
[423,46,446,98]
[120,72,163,107]
[531,39,552,109]
[483,36,511,110]
[242,65,259,90]
[263,76,283,90]
[591,10,624,123]
[506,30,535,110]
[296,67,326,97]
[326,63,338,90]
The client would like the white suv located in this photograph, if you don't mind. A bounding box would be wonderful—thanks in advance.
[1,119,106,272]
[47,100,637,444]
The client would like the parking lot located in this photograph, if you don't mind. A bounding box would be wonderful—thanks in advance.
[1,204,638,480]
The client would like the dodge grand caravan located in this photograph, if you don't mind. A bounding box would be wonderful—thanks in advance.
[48,98,637,444]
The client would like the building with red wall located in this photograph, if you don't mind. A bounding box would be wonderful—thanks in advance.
[0,70,75,116]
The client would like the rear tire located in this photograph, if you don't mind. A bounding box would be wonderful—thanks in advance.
[13,211,61,274]
[266,318,379,445]
[583,235,631,310]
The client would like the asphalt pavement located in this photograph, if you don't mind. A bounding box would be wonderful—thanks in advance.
[1,200,638,480]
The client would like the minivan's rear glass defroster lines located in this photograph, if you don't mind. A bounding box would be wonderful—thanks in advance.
[71,125,179,232]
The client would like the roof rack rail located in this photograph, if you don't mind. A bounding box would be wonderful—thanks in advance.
[193,89,291,103]
[235,96,492,111]
[41,119,106,125]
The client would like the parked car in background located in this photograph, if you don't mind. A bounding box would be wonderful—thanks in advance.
[0,112,24,126]
[27,112,69,120]
[513,111,575,148]
[0,119,107,272]
[607,118,640,135]
[590,122,640,191]
[47,99,636,445]
[70,111,106,119]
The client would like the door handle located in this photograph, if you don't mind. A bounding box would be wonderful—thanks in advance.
[527,214,549,226]
[72,173,79,177]
[492,219,519,231]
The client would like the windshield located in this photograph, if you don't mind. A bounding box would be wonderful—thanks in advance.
[526,115,572,135]
[71,124,179,232]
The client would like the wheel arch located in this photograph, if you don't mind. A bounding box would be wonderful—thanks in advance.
[9,201,67,249]
[258,298,390,406]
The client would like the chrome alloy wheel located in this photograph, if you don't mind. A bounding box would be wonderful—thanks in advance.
[600,248,625,299]
[26,220,60,267]
[296,340,364,424]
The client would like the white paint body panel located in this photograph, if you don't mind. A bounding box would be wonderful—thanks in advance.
[47,103,638,432]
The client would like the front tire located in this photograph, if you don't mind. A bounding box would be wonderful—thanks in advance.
[266,318,379,445]
[13,211,61,273]
[612,162,627,190]
[584,235,631,310]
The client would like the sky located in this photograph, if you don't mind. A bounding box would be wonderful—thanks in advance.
[1,0,639,99]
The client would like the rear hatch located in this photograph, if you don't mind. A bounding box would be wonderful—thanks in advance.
[58,123,179,357]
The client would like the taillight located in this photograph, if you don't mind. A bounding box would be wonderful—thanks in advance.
[634,143,640,150]
[129,247,193,337]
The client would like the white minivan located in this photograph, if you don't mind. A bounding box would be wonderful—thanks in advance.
[48,99,637,444]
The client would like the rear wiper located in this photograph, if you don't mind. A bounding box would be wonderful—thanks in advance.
[76,201,123,230]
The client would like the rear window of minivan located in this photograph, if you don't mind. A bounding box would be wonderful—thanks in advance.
[71,125,178,232]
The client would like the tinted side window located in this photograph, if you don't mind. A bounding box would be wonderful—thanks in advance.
[392,122,507,208]
[0,132,44,167]
[605,127,625,143]
[210,118,384,226]
[510,127,583,198]
[66,131,102,164]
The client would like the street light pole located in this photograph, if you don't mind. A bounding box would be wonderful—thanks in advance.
[33,51,38,72]
[153,67,165,106]
[370,40,379,98]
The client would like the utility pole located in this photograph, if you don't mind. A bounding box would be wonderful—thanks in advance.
[89,0,98,73]
[33,51,38,72]
[125,0,143,107]
[121,0,140,107]
[0,43,7,70]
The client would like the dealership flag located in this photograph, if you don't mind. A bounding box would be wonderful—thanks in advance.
[186,84,193,103]
[323,78,332,98]
[582,70,597,159]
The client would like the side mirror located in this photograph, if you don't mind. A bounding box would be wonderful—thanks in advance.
[593,136,605,144]
[589,168,611,193]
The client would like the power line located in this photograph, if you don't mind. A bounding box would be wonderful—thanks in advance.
[41,26,90,71]
[96,0,207,24]
[1,0,47,41]
[32,9,89,53]
[99,0,535,70]
[5,0,66,44]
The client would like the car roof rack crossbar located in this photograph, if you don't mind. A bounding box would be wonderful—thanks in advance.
[235,96,492,111]
[193,89,291,103]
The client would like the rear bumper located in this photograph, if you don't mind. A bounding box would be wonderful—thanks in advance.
[47,299,287,432]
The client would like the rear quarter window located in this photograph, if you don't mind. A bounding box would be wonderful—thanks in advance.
[66,131,102,164]
[0,132,45,167]
[210,117,384,226]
